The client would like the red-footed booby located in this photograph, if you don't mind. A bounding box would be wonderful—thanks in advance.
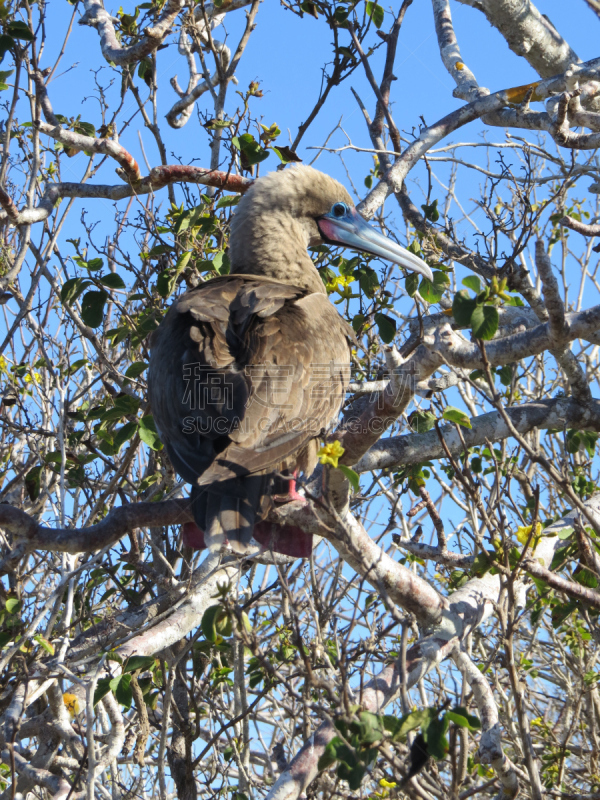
[148,165,432,555]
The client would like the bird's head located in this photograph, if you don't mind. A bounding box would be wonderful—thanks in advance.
[229,165,433,291]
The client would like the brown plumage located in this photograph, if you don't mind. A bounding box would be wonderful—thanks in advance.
[149,166,432,554]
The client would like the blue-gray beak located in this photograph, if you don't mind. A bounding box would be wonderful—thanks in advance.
[318,206,434,283]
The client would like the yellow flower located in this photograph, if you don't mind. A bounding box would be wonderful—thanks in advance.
[516,522,542,547]
[0,356,6,374]
[63,693,80,718]
[317,441,345,468]
[326,275,354,296]
[379,779,397,788]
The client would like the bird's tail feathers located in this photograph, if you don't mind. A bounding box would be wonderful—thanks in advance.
[191,474,272,555]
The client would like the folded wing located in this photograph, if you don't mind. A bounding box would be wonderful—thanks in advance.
[149,275,352,552]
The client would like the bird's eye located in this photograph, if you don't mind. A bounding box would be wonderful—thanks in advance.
[332,202,348,218]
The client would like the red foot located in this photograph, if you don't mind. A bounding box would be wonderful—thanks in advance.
[273,473,306,504]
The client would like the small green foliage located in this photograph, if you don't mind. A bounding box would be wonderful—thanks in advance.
[353,264,379,298]
[405,272,419,297]
[138,416,162,451]
[80,291,108,328]
[272,145,302,164]
[470,304,499,340]
[421,198,439,222]
[201,604,233,644]
[408,409,437,433]
[394,462,432,494]
[0,34,15,62]
[451,274,522,339]
[0,68,13,90]
[232,133,270,169]
[6,20,34,40]
[365,1,384,28]
[452,290,477,326]
[442,407,472,429]
[318,706,479,790]
[338,464,360,492]
[99,273,126,290]
[374,312,396,343]
[419,270,450,304]
[565,429,598,457]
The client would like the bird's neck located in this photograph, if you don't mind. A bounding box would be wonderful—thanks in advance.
[228,211,326,294]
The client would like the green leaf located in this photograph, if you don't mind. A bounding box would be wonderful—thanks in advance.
[497,364,512,386]
[566,429,598,457]
[6,21,34,41]
[333,5,349,24]
[574,567,598,589]
[75,121,96,138]
[557,526,574,540]
[94,677,112,706]
[408,410,437,433]
[215,195,240,209]
[405,272,419,298]
[338,465,360,493]
[99,273,126,290]
[80,290,108,328]
[317,736,343,772]
[452,290,477,326]
[0,35,15,62]
[442,406,472,429]
[232,133,270,168]
[33,634,55,655]
[5,598,22,615]
[446,707,481,731]
[423,715,449,760]
[374,312,396,343]
[462,275,481,293]
[301,0,319,17]
[124,655,156,673]
[202,605,223,643]
[470,305,498,340]
[211,250,230,275]
[351,313,365,333]
[86,257,104,271]
[61,277,92,304]
[383,708,432,741]
[203,118,233,130]
[24,466,43,501]
[111,674,133,708]
[138,415,162,451]
[113,421,138,451]
[101,394,139,422]
[341,762,367,790]
[175,250,192,273]
[504,294,524,307]
[365,0,384,28]
[420,198,439,222]
[156,269,173,298]
[125,362,147,379]
[272,146,302,164]
[354,264,379,298]
[419,270,449,304]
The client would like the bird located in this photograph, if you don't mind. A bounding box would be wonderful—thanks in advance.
[148,165,432,556]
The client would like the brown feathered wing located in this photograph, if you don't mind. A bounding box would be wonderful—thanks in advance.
[149,275,353,553]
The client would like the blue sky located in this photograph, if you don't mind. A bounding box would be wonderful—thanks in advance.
[38,0,599,205]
